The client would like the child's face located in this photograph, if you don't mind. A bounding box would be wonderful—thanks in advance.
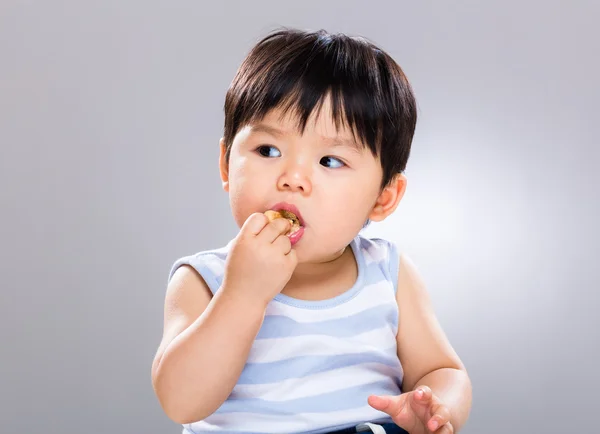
[220,98,390,263]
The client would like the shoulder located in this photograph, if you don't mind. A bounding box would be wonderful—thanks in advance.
[352,234,440,314]
[155,242,233,364]
[354,234,401,292]
[353,234,428,298]
[153,254,217,385]
[167,240,233,295]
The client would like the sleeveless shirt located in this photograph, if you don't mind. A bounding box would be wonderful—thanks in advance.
[167,234,404,434]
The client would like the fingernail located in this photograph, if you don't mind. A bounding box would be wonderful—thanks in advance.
[430,420,439,430]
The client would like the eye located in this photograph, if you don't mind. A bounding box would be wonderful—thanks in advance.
[256,145,281,158]
[320,156,345,169]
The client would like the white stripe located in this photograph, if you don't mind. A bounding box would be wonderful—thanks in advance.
[357,422,387,434]
[231,362,401,401]
[362,241,390,266]
[247,325,396,363]
[191,404,390,433]
[204,258,224,277]
[266,281,396,323]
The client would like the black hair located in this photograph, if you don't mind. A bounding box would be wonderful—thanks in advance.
[223,28,417,189]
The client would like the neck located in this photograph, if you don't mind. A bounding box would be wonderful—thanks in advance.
[288,245,349,284]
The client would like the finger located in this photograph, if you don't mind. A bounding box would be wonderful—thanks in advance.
[368,395,403,415]
[435,421,454,434]
[286,248,298,265]
[241,213,270,236]
[412,386,433,406]
[258,218,291,243]
[427,401,451,432]
[407,387,434,427]
[285,249,298,272]
[367,395,394,413]
[368,395,413,430]
[272,233,292,254]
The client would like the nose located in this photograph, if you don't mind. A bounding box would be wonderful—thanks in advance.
[277,160,312,195]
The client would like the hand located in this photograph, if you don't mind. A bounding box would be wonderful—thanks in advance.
[368,386,454,433]
[222,212,298,306]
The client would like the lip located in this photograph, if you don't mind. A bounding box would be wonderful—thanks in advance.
[268,202,306,227]
[288,226,305,246]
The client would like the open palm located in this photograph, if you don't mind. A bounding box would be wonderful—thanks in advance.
[368,386,454,434]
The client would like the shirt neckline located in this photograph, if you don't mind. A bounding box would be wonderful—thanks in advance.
[272,236,365,309]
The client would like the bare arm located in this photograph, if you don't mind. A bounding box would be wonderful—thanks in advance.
[396,254,473,431]
[151,265,267,424]
[151,214,295,424]
[413,368,472,432]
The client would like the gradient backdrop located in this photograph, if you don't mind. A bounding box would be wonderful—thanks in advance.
[1,1,598,433]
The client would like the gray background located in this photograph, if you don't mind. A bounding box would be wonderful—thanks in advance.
[1,1,598,433]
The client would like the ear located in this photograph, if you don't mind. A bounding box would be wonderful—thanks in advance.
[218,138,229,192]
[368,174,407,222]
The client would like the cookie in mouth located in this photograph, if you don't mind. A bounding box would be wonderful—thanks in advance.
[264,210,301,235]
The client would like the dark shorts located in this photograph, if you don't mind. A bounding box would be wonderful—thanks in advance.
[327,423,409,434]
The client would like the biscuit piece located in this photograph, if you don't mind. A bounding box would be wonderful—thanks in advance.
[264,210,300,234]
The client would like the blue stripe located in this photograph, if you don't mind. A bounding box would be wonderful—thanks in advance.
[215,380,401,415]
[257,303,398,339]
[238,347,401,384]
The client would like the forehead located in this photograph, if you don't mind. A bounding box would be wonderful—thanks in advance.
[247,98,364,150]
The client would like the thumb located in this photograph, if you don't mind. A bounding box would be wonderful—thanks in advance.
[368,395,400,415]
[369,394,415,431]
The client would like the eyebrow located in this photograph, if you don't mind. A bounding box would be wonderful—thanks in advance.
[251,124,286,138]
[320,135,363,154]
[251,123,364,153]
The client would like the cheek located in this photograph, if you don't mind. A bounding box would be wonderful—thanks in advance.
[227,159,267,226]
[317,178,377,229]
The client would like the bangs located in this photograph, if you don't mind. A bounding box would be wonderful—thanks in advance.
[262,75,382,154]
[223,29,417,187]
[225,30,391,153]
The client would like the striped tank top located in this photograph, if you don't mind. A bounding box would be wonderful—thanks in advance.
[168,234,404,434]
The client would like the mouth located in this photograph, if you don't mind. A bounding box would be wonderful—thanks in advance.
[265,202,306,246]
[268,202,305,227]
